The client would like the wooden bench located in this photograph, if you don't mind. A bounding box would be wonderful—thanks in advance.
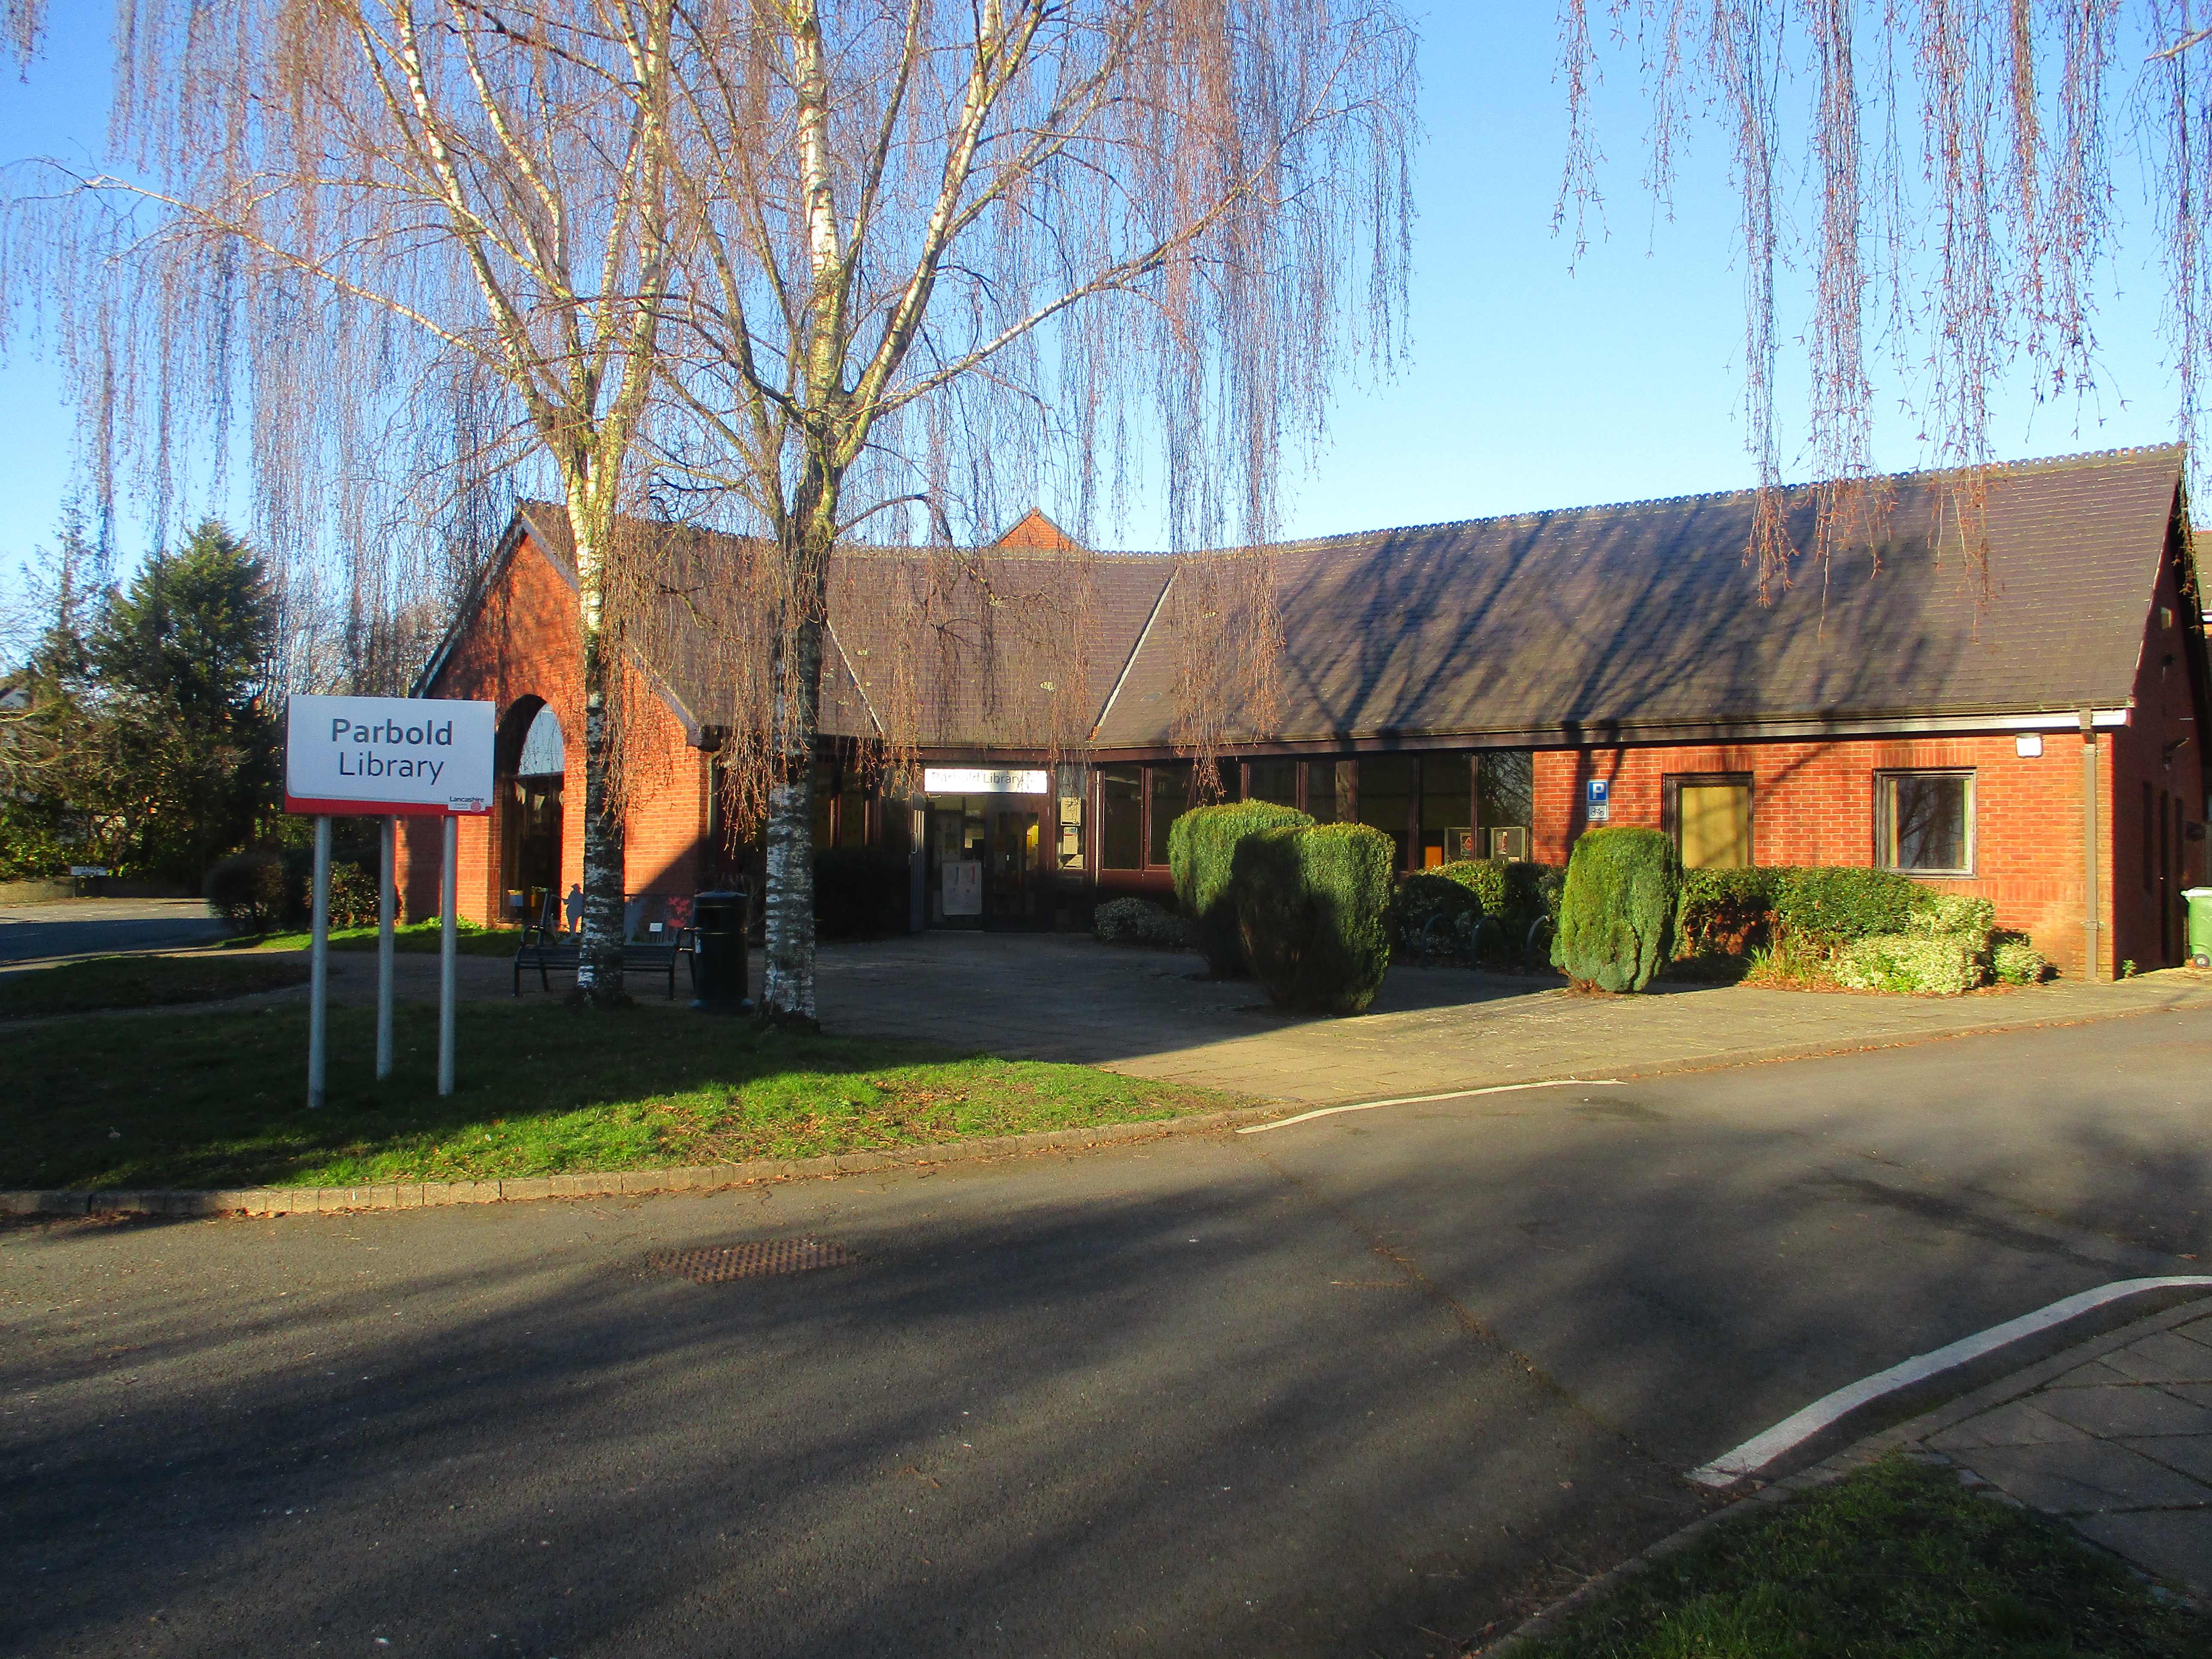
[512,898,696,999]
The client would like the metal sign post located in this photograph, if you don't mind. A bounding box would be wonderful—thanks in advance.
[308,814,331,1109]
[440,813,458,1096]
[376,814,396,1080]
[283,694,495,1111]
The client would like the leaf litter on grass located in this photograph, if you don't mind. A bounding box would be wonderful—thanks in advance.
[0,1000,1241,1190]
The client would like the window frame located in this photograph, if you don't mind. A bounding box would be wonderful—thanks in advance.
[1874,768,1978,877]
[1661,772,1755,869]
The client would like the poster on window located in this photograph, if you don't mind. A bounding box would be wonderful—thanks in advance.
[942,859,983,916]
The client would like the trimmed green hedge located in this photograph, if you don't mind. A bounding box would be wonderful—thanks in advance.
[1170,801,1313,975]
[1395,860,1565,963]
[1552,828,1681,992]
[1429,858,1565,925]
[1231,823,1395,1015]
[1772,866,1922,943]
[1392,872,1483,946]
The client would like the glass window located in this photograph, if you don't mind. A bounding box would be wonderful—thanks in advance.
[1878,771,1973,874]
[1148,762,1191,866]
[1303,759,1339,823]
[1420,754,1469,867]
[1100,767,1143,870]
[1055,765,1087,872]
[812,760,835,851]
[838,771,868,848]
[1476,751,1534,837]
[1249,758,1299,808]
[1358,755,1414,870]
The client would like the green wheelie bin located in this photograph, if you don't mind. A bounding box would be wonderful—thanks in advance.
[2186,887,2212,969]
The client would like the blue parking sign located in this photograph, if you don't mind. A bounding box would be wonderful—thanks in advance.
[1586,778,1610,823]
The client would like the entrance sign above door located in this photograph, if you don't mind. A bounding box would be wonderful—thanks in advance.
[285,694,497,816]
[924,766,1049,796]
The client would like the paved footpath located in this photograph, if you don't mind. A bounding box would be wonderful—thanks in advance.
[1899,1300,2212,1595]
[810,933,2212,1105]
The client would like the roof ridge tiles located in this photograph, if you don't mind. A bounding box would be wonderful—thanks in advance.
[1122,441,2186,559]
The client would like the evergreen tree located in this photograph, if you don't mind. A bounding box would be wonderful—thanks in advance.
[86,519,280,883]
[0,511,115,878]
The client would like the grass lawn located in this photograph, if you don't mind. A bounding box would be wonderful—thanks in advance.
[0,998,1244,1191]
[226,918,522,956]
[1515,1455,2210,1657]
[0,954,311,1019]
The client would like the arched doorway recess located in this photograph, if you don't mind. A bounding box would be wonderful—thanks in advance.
[498,698,565,925]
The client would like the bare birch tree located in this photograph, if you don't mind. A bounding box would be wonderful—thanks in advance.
[641,0,1413,1024]
[1557,2,2212,589]
[1,0,678,1003]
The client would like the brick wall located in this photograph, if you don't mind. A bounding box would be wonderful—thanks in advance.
[2109,541,2210,971]
[394,529,706,928]
[1532,733,2114,978]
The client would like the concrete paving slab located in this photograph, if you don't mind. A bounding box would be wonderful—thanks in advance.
[1925,1399,2097,1451]
[2117,1436,2212,1484]
[2090,1330,2212,1384]
[2033,1384,2212,1439]
[2074,1511,2212,1597]
[1949,1438,2212,1513]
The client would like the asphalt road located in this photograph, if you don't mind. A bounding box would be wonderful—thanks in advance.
[0,899,229,970]
[6,1005,2211,1658]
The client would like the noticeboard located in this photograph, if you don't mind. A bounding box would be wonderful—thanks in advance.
[285,694,497,816]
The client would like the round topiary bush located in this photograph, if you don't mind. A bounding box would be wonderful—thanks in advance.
[1551,826,1681,993]
[1168,800,1312,975]
[1231,822,1395,1015]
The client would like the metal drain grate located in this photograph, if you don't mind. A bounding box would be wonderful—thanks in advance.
[647,1237,859,1284]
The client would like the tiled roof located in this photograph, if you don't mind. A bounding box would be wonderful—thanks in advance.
[508,506,1171,747]
[1095,444,2188,746]
[501,444,2185,751]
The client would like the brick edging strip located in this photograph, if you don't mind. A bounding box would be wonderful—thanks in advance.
[0,1102,1296,1219]
[1474,1292,2212,1654]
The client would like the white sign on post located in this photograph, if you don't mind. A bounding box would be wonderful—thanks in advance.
[285,694,497,816]
[282,694,498,1110]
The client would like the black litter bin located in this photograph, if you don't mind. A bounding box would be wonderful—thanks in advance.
[690,887,751,1013]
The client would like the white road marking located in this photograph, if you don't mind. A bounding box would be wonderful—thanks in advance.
[1688,1275,2212,1487]
[1238,1079,1627,1135]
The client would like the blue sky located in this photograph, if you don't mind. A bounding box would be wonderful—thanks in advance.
[0,5,2189,584]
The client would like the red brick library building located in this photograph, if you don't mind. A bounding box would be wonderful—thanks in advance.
[400,444,2209,981]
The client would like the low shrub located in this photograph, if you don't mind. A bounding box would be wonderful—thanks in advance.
[1678,866,1784,956]
[1833,931,1985,995]
[813,845,909,938]
[1428,858,1565,927]
[1392,872,1483,951]
[1993,935,2050,985]
[1908,892,1997,936]
[1169,801,1312,975]
[1232,823,1395,1014]
[328,862,381,930]
[1772,866,1921,944]
[205,849,291,934]
[1552,828,1680,993]
[1093,896,1190,949]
